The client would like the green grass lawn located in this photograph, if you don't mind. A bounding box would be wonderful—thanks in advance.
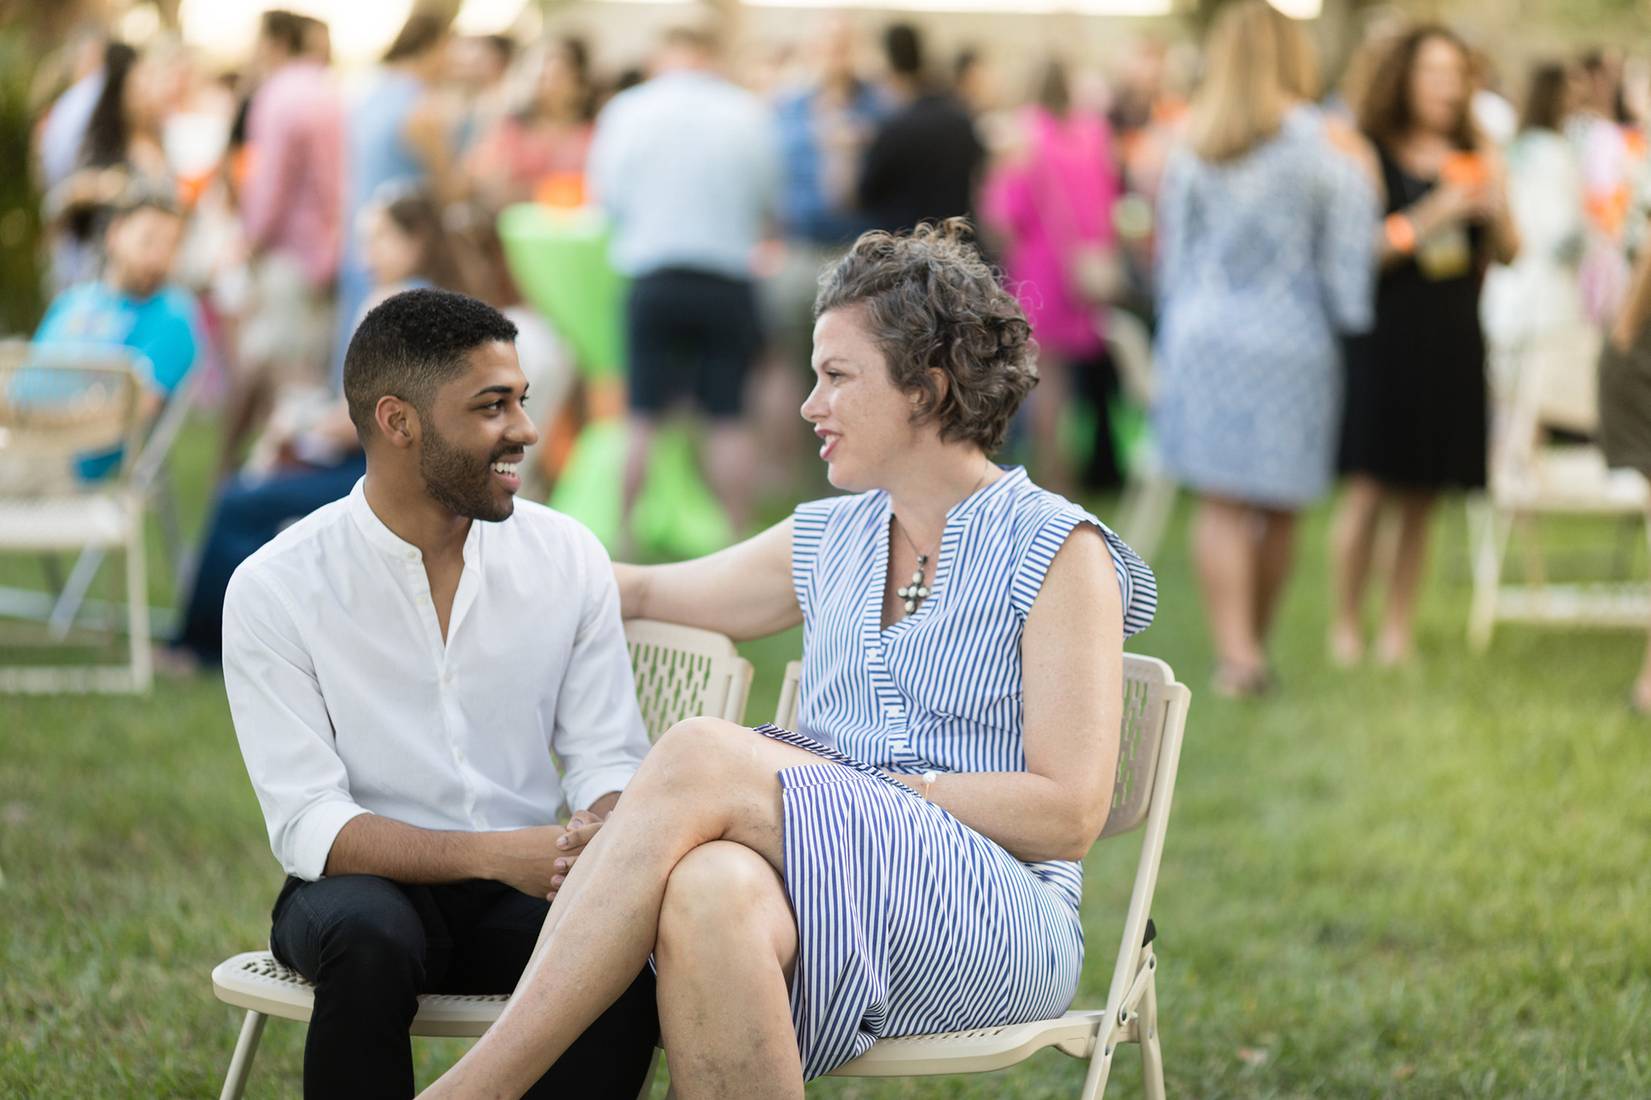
[4,419,1651,1097]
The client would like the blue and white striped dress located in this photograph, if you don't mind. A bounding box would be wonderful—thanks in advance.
[755,465,1156,1078]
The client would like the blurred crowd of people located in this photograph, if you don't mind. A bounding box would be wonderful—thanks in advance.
[20,2,1651,698]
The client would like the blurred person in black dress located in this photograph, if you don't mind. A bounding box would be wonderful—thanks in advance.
[1332,25,1518,667]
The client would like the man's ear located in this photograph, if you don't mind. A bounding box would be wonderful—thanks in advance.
[373,395,419,450]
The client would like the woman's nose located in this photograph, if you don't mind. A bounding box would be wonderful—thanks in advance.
[800,382,825,422]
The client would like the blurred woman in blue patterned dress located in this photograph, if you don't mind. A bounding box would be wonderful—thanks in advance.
[1153,0,1377,696]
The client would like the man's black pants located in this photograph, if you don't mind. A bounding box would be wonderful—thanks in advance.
[270,874,658,1099]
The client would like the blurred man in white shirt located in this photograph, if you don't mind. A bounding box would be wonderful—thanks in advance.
[222,287,657,1098]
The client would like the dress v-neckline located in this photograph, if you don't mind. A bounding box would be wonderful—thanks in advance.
[867,468,1017,637]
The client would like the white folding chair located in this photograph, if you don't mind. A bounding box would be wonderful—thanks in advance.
[0,342,152,692]
[1469,323,1651,649]
[774,652,1192,1099]
[1106,309,1177,564]
[209,619,753,1100]
[42,363,202,639]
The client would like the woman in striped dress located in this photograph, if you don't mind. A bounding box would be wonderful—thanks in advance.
[425,220,1156,1099]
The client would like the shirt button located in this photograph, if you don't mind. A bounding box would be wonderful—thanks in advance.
[442,670,455,686]
[883,703,903,719]
[405,550,418,562]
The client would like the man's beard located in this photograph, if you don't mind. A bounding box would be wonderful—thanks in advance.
[420,423,515,522]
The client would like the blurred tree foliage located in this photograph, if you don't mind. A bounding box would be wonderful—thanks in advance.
[0,26,44,336]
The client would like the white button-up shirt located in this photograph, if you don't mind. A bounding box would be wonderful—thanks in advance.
[222,480,650,881]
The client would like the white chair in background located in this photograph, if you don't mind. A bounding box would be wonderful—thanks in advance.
[1469,322,1650,650]
[0,341,152,692]
[1106,309,1177,564]
[208,619,752,1100]
[774,651,1193,1099]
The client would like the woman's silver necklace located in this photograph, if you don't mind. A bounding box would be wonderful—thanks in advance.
[892,469,988,617]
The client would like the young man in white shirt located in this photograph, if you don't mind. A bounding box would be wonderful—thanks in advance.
[222,288,657,1097]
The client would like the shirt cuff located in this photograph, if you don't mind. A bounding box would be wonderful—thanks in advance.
[562,764,641,818]
[286,802,373,882]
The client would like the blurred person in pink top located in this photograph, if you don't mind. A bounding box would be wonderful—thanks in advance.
[225,9,343,475]
[464,36,596,210]
[984,59,1123,493]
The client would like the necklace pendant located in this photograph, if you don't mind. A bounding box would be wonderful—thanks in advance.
[895,554,932,617]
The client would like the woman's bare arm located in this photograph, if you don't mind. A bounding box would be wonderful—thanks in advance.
[613,518,802,641]
[885,525,1124,863]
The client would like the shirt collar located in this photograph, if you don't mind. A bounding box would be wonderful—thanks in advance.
[345,478,485,566]
[948,464,1024,525]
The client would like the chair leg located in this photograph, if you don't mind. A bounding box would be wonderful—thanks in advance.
[1468,504,1510,652]
[125,529,152,691]
[1079,1019,1118,1100]
[1138,966,1165,1100]
[47,547,105,641]
[218,1010,268,1100]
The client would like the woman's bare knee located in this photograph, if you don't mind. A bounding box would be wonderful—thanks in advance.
[635,717,755,790]
[657,841,797,976]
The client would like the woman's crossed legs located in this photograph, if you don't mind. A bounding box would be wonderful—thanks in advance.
[424,718,823,1100]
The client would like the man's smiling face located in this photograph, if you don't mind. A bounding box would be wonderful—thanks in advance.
[416,339,538,522]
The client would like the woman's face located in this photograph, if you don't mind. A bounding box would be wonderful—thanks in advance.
[363,207,421,287]
[801,307,926,492]
[536,49,581,117]
[1408,36,1469,137]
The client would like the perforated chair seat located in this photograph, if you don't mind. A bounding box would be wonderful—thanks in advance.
[0,494,135,552]
[830,1011,1111,1077]
[212,952,508,1039]
[1495,448,1650,513]
[208,620,752,1099]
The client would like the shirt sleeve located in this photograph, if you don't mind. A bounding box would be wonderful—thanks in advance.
[551,528,651,813]
[222,566,370,880]
[586,99,628,217]
[136,292,201,395]
[1316,147,1379,336]
[240,87,292,253]
[1154,148,1194,316]
[789,497,836,620]
[1009,505,1157,640]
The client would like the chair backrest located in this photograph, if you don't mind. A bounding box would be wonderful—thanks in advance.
[774,652,1187,836]
[1526,323,1601,436]
[625,618,753,735]
[775,659,803,730]
[0,340,145,483]
[1104,308,1156,406]
[127,361,201,496]
[1099,653,1185,839]
[776,651,1192,1041]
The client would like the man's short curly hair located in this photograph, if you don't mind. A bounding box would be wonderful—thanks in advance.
[344,288,519,442]
[814,219,1038,453]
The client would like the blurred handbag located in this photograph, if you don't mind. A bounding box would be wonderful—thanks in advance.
[1039,141,1126,307]
[1066,242,1127,306]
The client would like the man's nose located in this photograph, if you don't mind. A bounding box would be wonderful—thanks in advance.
[508,404,539,447]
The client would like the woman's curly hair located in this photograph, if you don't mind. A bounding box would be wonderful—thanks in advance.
[814,219,1038,453]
